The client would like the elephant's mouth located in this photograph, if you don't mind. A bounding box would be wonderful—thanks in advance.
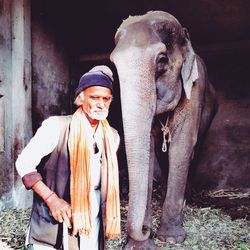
[156,83,182,114]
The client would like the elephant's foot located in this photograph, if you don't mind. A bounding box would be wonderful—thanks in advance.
[157,224,186,244]
[123,237,157,250]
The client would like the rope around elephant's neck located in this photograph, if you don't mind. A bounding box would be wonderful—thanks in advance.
[158,116,171,152]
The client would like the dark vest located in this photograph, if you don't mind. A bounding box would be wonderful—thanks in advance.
[28,116,72,248]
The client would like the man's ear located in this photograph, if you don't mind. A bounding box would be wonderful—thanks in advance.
[181,28,199,99]
[74,92,85,106]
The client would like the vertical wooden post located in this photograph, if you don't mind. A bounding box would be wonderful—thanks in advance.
[11,0,33,208]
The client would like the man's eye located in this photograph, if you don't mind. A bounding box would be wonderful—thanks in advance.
[91,96,99,100]
[104,97,112,102]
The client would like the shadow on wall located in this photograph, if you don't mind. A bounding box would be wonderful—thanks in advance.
[193,50,250,191]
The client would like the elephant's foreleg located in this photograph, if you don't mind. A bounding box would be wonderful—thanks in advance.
[157,135,195,244]
[157,164,188,243]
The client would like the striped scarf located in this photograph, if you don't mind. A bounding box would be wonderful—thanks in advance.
[68,107,121,238]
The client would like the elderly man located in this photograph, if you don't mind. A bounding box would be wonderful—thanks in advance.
[16,65,121,250]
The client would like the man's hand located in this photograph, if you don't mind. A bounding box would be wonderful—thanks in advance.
[32,180,72,228]
[45,193,72,228]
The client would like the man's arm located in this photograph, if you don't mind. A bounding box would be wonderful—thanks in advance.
[16,117,60,178]
[15,116,72,228]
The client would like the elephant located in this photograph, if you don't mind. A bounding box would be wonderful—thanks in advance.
[110,11,218,249]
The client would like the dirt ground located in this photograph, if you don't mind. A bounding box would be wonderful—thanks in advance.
[0,187,249,249]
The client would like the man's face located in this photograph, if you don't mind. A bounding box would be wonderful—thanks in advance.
[81,86,112,123]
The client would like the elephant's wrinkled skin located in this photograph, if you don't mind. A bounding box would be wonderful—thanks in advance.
[111,11,218,249]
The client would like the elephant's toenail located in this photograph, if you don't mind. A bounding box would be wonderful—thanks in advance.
[166,237,176,244]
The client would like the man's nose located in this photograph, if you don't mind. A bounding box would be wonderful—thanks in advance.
[97,98,105,108]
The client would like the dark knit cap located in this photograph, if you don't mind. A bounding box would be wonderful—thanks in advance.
[74,65,113,98]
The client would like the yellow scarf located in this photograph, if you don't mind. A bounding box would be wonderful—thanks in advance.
[68,107,121,238]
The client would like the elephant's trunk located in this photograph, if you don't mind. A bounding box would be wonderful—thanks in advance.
[115,56,156,241]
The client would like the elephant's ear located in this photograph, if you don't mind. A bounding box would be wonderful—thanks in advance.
[181,28,199,99]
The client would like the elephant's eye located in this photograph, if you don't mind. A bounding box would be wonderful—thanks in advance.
[156,54,168,75]
[157,54,168,64]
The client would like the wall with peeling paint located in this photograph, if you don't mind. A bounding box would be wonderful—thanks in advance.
[0,0,13,208]
[31,14,71,131]
[0,0,33,209]
[0,0,71,209]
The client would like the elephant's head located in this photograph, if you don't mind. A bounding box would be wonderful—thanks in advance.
[110,11,198,241]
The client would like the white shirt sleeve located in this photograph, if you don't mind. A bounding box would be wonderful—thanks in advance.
[15,116,60,177]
